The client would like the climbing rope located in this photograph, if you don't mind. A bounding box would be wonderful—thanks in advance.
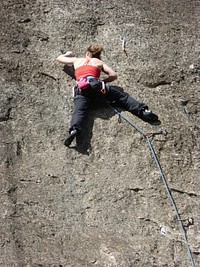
[107,103,196,267]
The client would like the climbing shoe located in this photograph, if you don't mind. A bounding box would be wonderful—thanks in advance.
[141,109,158,122]
[64,129,77,147]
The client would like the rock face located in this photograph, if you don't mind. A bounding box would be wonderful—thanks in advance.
[0,0,199,266]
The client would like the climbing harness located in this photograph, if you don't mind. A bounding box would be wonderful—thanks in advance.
[106,103,196,267]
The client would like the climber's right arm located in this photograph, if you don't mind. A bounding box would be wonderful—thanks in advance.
[102,62,118,83]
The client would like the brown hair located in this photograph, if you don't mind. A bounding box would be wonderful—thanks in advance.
[87,44,104,59]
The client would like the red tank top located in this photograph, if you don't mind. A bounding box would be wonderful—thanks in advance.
[75,59,101,81]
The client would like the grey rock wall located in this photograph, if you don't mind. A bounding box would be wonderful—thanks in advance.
[0,0,199,266]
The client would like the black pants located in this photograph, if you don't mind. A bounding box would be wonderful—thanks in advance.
[69,85,148,133]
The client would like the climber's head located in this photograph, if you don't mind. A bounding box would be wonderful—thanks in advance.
[86,44,104,59]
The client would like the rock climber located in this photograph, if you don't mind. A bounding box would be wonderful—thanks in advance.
[56,44,159,147]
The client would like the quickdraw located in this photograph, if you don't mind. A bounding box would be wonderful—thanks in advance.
[100,81,107,94]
